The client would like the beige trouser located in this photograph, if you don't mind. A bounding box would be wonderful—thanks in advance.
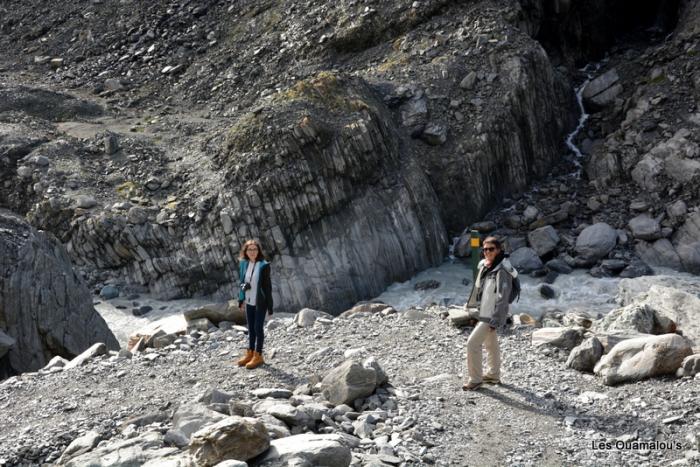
[466,321,501,384]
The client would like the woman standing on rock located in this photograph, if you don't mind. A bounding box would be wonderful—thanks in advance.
[236,239,273,369]
[463,236,517,390]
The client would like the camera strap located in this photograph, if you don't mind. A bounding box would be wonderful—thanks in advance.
[245,260,257,283]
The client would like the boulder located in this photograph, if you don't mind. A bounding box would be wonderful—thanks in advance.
[678,354,700,377]
[252,388,293,399]
[0,209,119,373]
[57,430,101,464]
[255,433,352,467]
[594,334,694,385]
[677,242,700,274]
[596,303,676,336]
[616,282,700,344]
[545,258,572,274]
[189,416,270,464]
[628,215,662,241]
[339,303,392,318]
[173,403,228,439]
[539,284,557,299]
[64,343,107,370]
[582,68,622,110]
[574,223,617,264]
[595,332,650,354]
[420,123,448,146]
[265,403,313,427]
[64,432,177,467]
[184,301,246,326]
[566,337,604,372]
[531,327,583,350]
[448,307,477,327]
[99,285,119,300]
[636,239,682,271]
[294,308,334,327]
[362,356,388,386]
[527,225,560,257]
[631,154,664,192]
[321,360,377,405]
[509,247,544,273]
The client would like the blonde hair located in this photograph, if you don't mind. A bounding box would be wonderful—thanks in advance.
[238,239,265,261]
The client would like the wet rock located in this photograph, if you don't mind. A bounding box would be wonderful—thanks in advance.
[539,284,557,299]
[574,223,617,264]
[509,247,544,273]
[545,258,572,274]
[527,225,559,257]
[636,239,682,270]
[628,215,662,241]
[99,285,119,299]
[594,334,694,385]
[414,280,440,290]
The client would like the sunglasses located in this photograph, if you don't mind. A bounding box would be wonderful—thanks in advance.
[483,247,497,252]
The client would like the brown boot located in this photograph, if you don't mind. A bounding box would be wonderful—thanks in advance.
[237,349,254,366]
[245,351,264,369]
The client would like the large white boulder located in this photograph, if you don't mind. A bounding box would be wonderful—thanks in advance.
[594,334,694,385]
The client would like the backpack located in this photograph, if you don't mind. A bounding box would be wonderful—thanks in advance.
[509,275,521,304]
[496,270,521,304]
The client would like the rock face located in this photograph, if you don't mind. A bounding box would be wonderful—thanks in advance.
[593,334,694,386]
[0,209,118,375]
[0,0,578,314]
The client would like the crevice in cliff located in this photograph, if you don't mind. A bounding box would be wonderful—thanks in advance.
[521,0,683,67]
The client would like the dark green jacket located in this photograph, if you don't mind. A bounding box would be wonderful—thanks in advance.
[238,259,273,314]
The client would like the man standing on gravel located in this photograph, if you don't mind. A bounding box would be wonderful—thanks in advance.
[463,236,517,390]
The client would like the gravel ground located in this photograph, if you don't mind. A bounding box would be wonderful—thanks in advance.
[1,307,697,466]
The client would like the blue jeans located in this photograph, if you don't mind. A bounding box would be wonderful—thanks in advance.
[246,304,266,353]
